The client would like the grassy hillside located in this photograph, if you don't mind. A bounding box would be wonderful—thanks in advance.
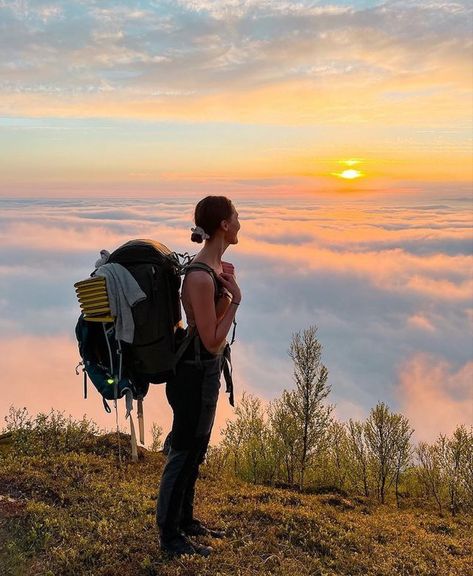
[0,434,472,576]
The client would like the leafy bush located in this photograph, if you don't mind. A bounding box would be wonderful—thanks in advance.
[2,406,102,456]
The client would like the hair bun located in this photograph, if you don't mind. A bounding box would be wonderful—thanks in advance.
[191,226,210,243]
[191,232,203,243]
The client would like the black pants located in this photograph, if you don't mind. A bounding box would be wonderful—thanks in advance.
[156,342,222,539]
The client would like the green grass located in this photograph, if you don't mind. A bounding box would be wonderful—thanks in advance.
[0,440,472,576]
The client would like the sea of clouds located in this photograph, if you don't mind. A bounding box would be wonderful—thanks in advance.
[0,193,471,445]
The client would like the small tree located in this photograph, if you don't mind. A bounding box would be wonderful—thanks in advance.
[149,422,163,452]
[347,419,371,497]
[415,427,472,515]
[268,391,300,486]
[202,445,228,479]
[364,402,413,504]
[416,440,446,514]
[327,421,350,493]
[443,425,471,515]
[241,394,267,483]
[221,393,272,484]
[221,416,244,476]
[287,325,333,490]
[3,406,31,433]
[392,417,414,507]
[459,427,473,509]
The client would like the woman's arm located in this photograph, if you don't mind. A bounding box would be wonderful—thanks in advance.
[216,261,234,319]
[215,290,232,321]
[187,271,240,354]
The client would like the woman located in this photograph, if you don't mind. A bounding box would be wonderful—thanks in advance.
[157,195,241,557]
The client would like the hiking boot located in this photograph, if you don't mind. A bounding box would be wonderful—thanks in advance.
[187,538,213,558]
[181,519,225,539]
[160,533,211,558]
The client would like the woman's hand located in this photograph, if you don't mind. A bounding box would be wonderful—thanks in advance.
[222,261,234,275]
[219,271,241,303]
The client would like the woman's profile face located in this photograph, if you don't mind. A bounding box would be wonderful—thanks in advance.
[224,205,240,244]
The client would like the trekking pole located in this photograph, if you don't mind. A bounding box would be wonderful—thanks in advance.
[114,393,123,468]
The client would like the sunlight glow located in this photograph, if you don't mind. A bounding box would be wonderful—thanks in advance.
[341,159,361,167]
[333,169,364,180]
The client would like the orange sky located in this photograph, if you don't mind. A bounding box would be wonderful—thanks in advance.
[1,0,472,195]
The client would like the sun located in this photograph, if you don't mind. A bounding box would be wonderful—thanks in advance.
[331,159,365,180]
[337,169,363,179]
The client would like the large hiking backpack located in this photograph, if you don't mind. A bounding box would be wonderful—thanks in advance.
[74,238,236,460]
[74,239,193,460]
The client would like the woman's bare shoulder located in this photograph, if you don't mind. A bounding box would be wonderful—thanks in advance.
[183,270,215,301]
[185,269,215,286]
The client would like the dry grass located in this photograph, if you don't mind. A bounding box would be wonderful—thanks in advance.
[0,441,472,576]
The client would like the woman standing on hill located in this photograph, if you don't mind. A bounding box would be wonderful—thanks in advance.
[157,195,242,558]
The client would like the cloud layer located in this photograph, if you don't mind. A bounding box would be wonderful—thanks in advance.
[0,193,471,442]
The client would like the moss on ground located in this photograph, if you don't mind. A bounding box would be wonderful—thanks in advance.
[0,444,472,576]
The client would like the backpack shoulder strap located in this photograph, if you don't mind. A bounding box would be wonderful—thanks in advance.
[184,262,221,294]
[183,261,238,351]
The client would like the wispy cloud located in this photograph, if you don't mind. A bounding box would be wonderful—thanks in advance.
[397,353,473,442]
[1,1,470,191]
[1,1,470,122]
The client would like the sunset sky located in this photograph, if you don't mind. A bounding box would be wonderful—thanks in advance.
[1,0,472,195]
[0,1,472,445]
